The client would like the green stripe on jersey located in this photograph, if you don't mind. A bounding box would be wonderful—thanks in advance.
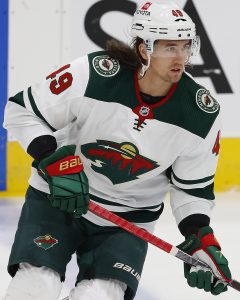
[90,193,162,210]
[90,194,164,223]
[9,91,25,107]
[113,205,164,223]
[172,171,214,185]
[27,87,56,132]
[180,183,215,200]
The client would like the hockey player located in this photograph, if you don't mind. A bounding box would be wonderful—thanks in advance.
[3,1,232,299]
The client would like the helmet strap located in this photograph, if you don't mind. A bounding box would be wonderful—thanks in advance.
[139,51,151,78]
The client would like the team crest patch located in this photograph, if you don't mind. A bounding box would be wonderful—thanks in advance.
[92,55,120,77]
[34,234,58,250]
[196,89,219,113]
[81,140,159,184]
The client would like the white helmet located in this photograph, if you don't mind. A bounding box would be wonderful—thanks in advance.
[131,1,200,56]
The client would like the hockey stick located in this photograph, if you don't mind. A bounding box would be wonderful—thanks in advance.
[88,200,240,292]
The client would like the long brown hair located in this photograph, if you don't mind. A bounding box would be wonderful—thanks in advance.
[106,38,146,70]
[106,38,193,70]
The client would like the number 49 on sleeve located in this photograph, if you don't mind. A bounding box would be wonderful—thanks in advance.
[46,64,73,95]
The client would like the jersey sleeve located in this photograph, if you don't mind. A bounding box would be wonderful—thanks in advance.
[169,114,221,225]
[3,55,89,151]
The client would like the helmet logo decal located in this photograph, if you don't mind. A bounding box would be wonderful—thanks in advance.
[136,2,152,16]
[136,10,151,17]
[93,55,120,77]
[196,89,219,113]
[141,2,152,10]
[172,10,183,17]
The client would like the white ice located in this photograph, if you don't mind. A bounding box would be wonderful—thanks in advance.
[0,191,239,300]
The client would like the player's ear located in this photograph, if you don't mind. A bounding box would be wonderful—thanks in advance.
[138,43,148,61]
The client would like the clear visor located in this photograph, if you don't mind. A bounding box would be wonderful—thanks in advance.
[150,36,200,59]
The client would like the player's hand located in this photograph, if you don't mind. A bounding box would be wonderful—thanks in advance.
[38,145,89,216]
[177,226,232,295]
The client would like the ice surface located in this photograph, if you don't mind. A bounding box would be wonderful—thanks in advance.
[0,191,239,300]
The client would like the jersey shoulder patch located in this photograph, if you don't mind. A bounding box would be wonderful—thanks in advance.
[183,72,220,114]
[175,73,220,139]
[88,50,120,78]
[85,51,135,109]
[195,88,219,114]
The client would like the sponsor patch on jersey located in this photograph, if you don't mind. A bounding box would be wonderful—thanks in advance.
[92,55,120,77]
[196,89,219,113]
[34,234,58,250]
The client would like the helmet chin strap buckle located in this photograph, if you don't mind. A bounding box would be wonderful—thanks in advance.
[140,50,151,78]
[139,39,153,78]
[145,39,154,53]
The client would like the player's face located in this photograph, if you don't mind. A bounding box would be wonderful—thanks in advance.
[143,40,191,83]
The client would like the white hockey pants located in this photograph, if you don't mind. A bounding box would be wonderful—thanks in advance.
[3,263,126,300]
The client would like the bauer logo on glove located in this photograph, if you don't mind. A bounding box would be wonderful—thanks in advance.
[38,145,90,216]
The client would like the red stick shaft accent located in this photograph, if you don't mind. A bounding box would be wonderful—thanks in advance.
[88,201,173,253]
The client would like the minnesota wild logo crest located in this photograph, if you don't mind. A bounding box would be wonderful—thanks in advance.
[196,89,219,113]
[81,140,159,184]
[34,234,58,250]
[92,55,120,77]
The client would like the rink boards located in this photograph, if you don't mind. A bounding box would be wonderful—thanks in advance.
[0,139,239,196]
[1,1,240,195]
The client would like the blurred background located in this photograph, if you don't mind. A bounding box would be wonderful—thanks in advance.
[0,1,239,299]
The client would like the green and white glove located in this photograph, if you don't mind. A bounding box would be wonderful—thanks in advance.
[177,226,232,295]
[38,145,89,216]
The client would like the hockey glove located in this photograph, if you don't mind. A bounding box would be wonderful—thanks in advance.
[38,145,89,216]
[177,226,231,295]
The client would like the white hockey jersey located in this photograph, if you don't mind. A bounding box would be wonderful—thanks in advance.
[4,51,221,232]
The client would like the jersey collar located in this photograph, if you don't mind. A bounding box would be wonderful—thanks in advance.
[134,70,177,108]
[132,70,178,129]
